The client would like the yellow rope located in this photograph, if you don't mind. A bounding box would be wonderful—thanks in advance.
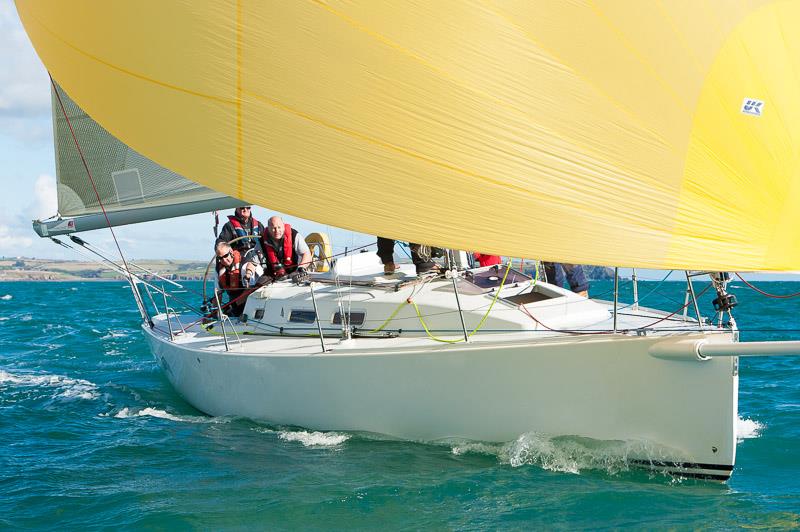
[409,300,462,343]
[465,260,512,337]
[367,299,410,333]
[410,261,513,343]
[207,261,518,343]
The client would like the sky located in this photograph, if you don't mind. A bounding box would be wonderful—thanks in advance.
[1,2,796,281]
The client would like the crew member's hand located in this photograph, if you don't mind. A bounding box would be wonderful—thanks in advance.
[245,262,256,280]
[292,267,309,284]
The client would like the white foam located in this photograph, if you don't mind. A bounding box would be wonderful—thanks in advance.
[0,294,12,300]
[0,369,99,400]
[70,287,78,291]
[0,317,8,321]
[451,432,678,476]
[112,406,226,424]
[278,430,350,447]
[736,416,763,441]
[101,331,128,340]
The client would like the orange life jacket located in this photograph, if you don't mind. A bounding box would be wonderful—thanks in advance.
[217,249,243,292]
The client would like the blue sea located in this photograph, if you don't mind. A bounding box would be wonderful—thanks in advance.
[1,278,799,529]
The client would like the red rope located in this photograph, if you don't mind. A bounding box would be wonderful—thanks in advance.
[520,304,612,335]
[735,273,800,299]
[50,76,146,313]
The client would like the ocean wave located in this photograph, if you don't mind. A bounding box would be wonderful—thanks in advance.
[252,426,350,447]
[111,406,227,424]
[451,433,682,476]
[0,369,99,400]
[278,430,350,447]
[736,416,763,441]
[102,330,129,340]
[0,294,12,300]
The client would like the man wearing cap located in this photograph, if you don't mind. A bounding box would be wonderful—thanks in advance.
[215,206,265,262]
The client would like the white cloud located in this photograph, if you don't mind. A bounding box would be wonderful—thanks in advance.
[0,2,52,147]
[0,223,33,251]
[30,173,57,220]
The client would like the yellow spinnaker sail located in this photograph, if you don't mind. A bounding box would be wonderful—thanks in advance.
[16,1,800,270]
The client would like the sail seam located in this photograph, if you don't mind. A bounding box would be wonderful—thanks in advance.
[236,0,244,199]
[311,0,677,165]
[245,92,573,208]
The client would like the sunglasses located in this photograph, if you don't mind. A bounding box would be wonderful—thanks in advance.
[238,206,252,211]
[219,251,233,259]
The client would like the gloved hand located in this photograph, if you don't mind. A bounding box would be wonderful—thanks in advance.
[254,274,274,287]
[292,267,309,284]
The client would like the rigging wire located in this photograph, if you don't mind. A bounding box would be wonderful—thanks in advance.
[50,75,147,319]
[617,270,674,309]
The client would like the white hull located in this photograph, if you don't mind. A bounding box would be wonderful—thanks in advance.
[144,324,737,480]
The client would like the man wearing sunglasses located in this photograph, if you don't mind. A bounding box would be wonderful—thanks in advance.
[213,241,258,317]
[215,205,265,262]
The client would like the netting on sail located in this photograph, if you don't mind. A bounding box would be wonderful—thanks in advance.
[52,82,233,217]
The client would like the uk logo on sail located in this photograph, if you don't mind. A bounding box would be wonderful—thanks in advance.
[741,98,764,117]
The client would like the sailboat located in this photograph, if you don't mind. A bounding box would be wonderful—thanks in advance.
[16,1,800,481]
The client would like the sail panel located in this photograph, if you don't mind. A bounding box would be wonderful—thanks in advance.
[49,82,240,223]
[17,1,800,270]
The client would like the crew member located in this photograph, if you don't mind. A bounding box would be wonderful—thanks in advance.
[216,206,264,261]
[259,216,312,282]
[473,253,502,267]
[377,237,440,275]
[214,242,248,317]
[543,262,589,298]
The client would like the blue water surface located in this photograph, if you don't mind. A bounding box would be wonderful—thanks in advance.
[1,278,799,529]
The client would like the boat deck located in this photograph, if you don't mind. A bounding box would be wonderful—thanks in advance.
[151,299,724,357]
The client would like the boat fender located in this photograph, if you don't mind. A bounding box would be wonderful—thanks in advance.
[648,338,711,362]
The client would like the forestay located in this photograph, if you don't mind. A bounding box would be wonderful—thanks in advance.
[17,1,800,269]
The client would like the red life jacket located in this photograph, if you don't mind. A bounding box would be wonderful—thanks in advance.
[217,250,243,292]
[474,253,502,267]
[263,223,295,277]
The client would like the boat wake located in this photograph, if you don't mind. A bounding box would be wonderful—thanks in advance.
[450,432,685,476]
[0,369,99,400]
[111,406,228,424]
[278,430,350,447]
[253,426,350,447]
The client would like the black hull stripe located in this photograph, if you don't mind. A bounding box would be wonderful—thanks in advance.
[630,459,734,472]
[671,471,731,481]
